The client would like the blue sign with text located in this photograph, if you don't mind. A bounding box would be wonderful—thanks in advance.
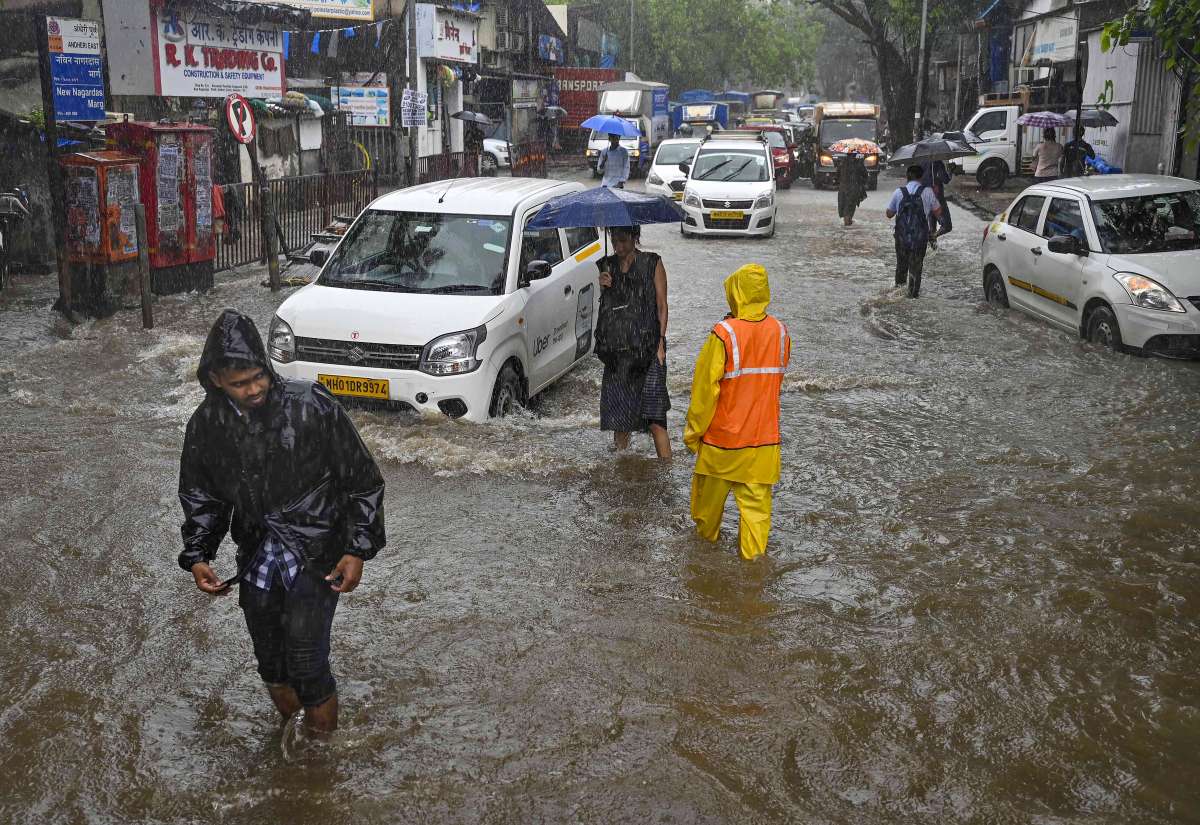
[51,53,106,121]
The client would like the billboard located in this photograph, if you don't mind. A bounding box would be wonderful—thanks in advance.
[152,7,286,98]
[248,0,374,21]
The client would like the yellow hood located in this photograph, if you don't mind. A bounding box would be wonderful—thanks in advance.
[724,264,770,321]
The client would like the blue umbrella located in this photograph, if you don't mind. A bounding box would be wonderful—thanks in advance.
[526,186,684,231]
[580,114,640,138]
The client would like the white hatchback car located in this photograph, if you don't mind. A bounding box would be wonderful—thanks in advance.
[645,138,701,202]
[268,178,603,420]
[981,174,1200,357]
[678,134,777,238]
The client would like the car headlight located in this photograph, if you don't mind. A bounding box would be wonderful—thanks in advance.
[647,171,663,185]
[820,154,833,167]
[268,316,295,363]
[1113,272,1186,312]
[865,154,878,167]
[753,192,774,210]
[420,325,488,375]
[630,149,640,158]
[684,191,702,208]
[586,149,598,157]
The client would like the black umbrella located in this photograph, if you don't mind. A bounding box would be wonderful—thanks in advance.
[887,137,977,165]
[452,110,493,126]
[1066,109,1119,128]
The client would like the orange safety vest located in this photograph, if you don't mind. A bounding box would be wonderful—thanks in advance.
[703,316,789,450]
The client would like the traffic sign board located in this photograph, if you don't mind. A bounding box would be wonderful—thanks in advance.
[224,94,256,145]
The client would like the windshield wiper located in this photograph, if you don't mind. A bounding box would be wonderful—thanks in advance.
[332,279,419,292]
[721,159,754,181]
[696,159,733,180]
[426,284,494,294]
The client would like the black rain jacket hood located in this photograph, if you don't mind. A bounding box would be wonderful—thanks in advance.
[179,309,386,577]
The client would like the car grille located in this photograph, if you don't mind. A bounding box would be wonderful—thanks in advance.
[702,215,752,230]
[668,180,686,192]
[702,198,754,209]
[295,336,422,370]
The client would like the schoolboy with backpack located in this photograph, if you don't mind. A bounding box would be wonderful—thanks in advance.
[886,165,943,298]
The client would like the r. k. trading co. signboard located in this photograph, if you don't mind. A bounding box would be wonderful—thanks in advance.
[152,8,285,98]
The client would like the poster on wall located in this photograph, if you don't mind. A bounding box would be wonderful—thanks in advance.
[337,73,391,127]
[47,17,106,121]
[152,8,285,98]
[400,88,427,128]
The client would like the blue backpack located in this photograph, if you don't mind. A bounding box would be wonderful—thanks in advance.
[895,185,929,250]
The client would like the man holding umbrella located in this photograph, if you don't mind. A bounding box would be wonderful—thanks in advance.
[598,133,631,189]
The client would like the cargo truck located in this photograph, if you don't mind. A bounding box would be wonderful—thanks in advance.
[585,78,671,178]
[947,89,1067,189]
[811,101,882,190]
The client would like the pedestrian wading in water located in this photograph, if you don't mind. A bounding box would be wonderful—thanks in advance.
[685,264,791,560]
[595,225,671,458]
[178,309,386,734]
[886,164,942,299]
[836,152,869,226]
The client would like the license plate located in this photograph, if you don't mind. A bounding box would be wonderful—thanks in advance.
[672,192,683,201]
[318,373,390,400]
[711,210,745,220]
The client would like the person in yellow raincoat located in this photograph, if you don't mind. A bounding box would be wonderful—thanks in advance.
[684,264,791,560]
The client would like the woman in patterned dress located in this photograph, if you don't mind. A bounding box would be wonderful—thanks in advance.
[596,226,671,458]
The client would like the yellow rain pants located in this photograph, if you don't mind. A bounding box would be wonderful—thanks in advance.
[690,474,773,561]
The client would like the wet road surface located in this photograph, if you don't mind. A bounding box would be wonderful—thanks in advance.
[2,170,1200,824]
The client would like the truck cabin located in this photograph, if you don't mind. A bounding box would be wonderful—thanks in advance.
[814,102,880,149]
[750,90,786,114]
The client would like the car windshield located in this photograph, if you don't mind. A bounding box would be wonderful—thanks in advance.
[1090,190,1200,254]
[693,150,769,182]
[819,119,877,146]
[320,210,511,294]
[763,131,786,149]
[655,142,700,165]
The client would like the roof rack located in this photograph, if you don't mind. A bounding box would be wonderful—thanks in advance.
[704,130,768,143]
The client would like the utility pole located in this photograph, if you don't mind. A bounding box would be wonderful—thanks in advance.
[34,13,72,314]
[954,33,964,125]
[407,0,420,184]
[629,0,635,75]
[913,0,929,140]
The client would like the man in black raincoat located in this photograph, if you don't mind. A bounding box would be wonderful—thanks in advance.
[178,309,385,733]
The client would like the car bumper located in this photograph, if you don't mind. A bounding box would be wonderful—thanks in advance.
[680,203,776,236]
[645,181,684,202]
[1116,303,1200,354]
[274,358,496,422]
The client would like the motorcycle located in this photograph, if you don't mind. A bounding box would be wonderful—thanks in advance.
[0,186,31,290]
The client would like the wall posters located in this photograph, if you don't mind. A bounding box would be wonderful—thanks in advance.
[337,73,391,127]
[401,88,428,128]
[152,7,285,98]
[47,17,106,121]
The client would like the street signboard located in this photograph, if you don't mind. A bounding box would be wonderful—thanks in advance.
[47,17,106,121]
[400,88,427,128]
[336,73,391,127]
[244,0,375,21]
[225,94,257,144]
[151,7,285,98]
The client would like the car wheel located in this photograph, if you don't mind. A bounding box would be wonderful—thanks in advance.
[779,174,792,190]
[481,153,499,176]
[1086,305,1125,353]
[985,269,1009,307]
[489,361,526,418]
[811,177,823,191]
[977,159,1008,190]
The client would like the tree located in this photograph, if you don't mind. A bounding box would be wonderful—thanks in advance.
[1103,0,1200,147]
[809,0,984,145]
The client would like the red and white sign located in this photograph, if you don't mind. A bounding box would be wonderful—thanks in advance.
[225,94,257,144]
[415,5,479,64]
[553,67,622,129]
[152,7,285,99]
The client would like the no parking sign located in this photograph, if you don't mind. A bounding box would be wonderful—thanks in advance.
[224,94,256,145]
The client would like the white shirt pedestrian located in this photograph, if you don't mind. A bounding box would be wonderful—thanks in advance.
[886,180,940,220]
[598,144,630,188]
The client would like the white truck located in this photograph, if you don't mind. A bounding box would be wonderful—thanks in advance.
[949,89,1066,189]
[586,77,671,178]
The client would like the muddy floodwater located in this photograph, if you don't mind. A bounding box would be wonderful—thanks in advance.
[2,172,1199,824]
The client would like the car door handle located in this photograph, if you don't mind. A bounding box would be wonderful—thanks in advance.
[1031,247,1042,256]
[564,284,573,296]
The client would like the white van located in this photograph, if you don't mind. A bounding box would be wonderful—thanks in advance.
[268,178,603,421]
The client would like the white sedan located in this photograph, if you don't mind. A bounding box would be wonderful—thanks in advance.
[645,138,701,202]
[981,174,1200,357]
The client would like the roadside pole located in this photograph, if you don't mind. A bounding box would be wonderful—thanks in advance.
[913,0,930,140]
[135,204,153,329]
[33,14,73,315]
[407,0,419,186]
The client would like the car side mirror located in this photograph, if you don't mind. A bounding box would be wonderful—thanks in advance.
[1047,234,1088,256]
[310,248,330,267]
[677,162,690,175]
[520,259,552,287]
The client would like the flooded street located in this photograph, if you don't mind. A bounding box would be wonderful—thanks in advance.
[3,170,1200,823]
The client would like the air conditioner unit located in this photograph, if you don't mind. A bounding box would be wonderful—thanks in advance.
[511,33,525,52]
[495,7,510,28]
[482,49,503,67]
[513,13,527,30]
[496,31,512,51]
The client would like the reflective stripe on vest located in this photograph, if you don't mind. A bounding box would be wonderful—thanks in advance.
[717,318,788,380]
[704,316,789,451]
